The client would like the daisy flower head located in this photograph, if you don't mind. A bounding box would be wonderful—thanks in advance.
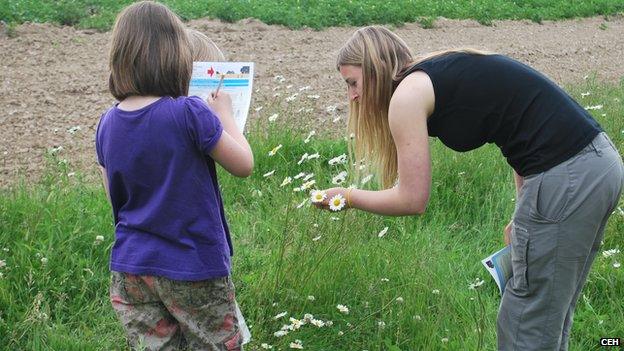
[300,180,316,191]
[289,340,303,349]
[377,227,389,238]
[268,113,279,122]
[304,130,316,143]
[336,304,349,314]
[280,177,292,187]
[332,171,348,185]
[328,154,348,166]
[268,144,283,156]
[310,190,327,204]
[328,194,346,211]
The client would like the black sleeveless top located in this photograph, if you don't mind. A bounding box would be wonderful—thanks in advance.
[397,53,602,176]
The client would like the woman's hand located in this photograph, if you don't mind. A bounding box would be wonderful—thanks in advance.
[313,187,349,211]
[504,219,513,246]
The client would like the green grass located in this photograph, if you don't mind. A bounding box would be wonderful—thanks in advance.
[1,79,623,350]
[1,0,624,31]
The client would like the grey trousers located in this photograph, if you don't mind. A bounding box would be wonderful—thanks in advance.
[497,132,624,351]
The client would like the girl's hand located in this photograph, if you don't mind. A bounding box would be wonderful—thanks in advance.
[206,91,233,122]
[314,187,349,211]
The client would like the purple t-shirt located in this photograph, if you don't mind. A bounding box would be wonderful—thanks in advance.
[95,96,232,281]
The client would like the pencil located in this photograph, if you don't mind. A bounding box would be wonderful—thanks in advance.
[214,74,225,96]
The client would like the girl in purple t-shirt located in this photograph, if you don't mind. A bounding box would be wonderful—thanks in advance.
[95,2,253,349]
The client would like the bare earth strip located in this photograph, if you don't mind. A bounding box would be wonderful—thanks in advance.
[1,16,623,186]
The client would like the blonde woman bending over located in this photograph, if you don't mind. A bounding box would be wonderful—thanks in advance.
[316,26,623,351]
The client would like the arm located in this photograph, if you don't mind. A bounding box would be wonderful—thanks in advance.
[100,167,111,204]
[513,170,524,197]
[322,71,434,216]
[206,92,254,177]
[504,170,524,244]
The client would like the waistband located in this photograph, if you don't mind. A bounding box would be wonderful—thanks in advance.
[578,132,614,155]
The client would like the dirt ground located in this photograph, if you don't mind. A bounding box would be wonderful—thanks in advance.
[1,15,623,186]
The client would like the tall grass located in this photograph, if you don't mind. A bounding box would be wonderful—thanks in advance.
[1,0,624,31]
[1,79,623,350]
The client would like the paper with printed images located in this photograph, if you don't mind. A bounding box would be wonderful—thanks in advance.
[189,62,254,133]
[481,245,512,295]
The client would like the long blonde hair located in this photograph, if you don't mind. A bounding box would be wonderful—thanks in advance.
[337,26,488,188]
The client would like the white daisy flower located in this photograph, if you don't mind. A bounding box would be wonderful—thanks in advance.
[396,297,404,303]
[268,144,283,156]
[273,311,288,320]
[377,321,386,329]
[361,174,373,185]
[289,340,303,349]
[41,257,48,265]
[602,249,620,258]
[469,278,485,290]
[285,93,299,102]
[300,180,316,191]
[280,177,292,187]
[310,190,327,203]
[377,227,389,238]
[336,304,349,314]
[296,198,309,209]
[297,153,309,165]
[614,262,621,268]
[261,343,273,349]
[441,337,449,343]
[68,126,82,134]
[263,170,275,178]
[432,289,440,295]
[380,278,389,282]
[585,104,603,110]
[273,330,288,337]
[310,319,325,327]
[289,317,304,329]
[332,171,348,185]
[328,154,348,166]
[307,295,315,301]
[304,130,316,143]
[337,330,344,336]
[328,194,346,211]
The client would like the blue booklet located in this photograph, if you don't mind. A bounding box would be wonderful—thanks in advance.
[481,245,512,295]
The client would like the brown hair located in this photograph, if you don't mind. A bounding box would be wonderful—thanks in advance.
[188,29,225,61]
[337,25,488,188]
[108,1,192,100]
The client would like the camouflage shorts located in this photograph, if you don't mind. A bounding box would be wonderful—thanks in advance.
[110,272,241,351]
